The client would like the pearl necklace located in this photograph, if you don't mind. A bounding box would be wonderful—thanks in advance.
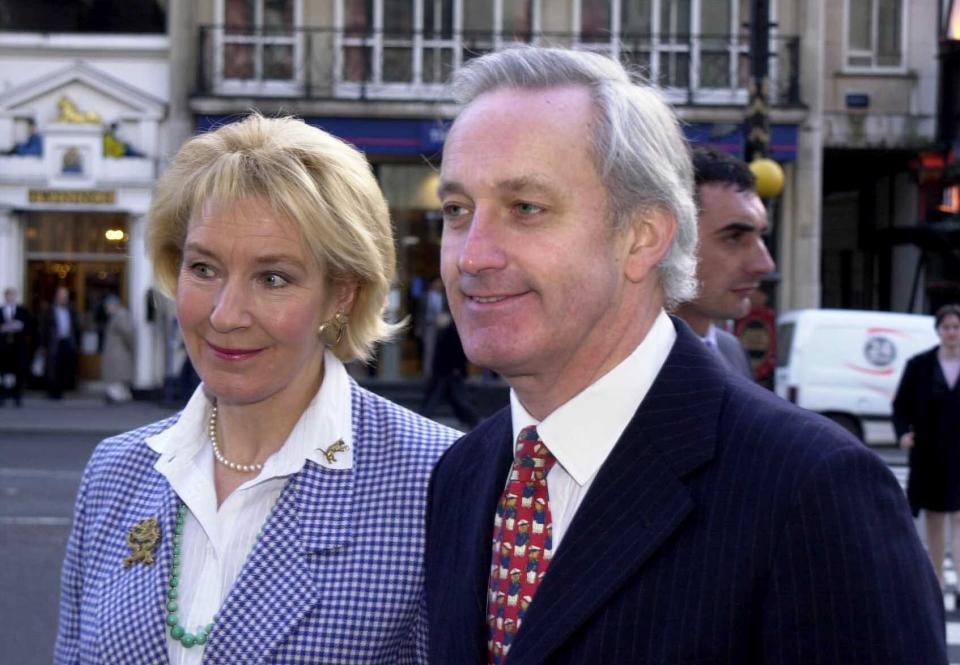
[209,405,264,473]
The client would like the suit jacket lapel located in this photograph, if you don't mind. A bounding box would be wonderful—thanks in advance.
[505,322,726,664]
[435,410,515,663]
[202,461,353,664]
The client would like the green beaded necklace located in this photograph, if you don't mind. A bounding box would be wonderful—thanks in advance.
[164,496,276,648]
[164,501,215,648]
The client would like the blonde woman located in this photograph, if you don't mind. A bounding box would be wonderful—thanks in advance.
[55,115,458,664]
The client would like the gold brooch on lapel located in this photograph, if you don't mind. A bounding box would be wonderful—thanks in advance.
[322,439,350,464]
[123,516,160,568]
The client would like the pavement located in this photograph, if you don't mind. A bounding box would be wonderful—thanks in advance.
[0,393,179,437]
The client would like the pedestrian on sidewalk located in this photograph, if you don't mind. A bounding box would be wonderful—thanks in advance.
[101,294,134,403]
[0,286,30,407]
[894,303,960,590]
[55,114,458,664]
[419,312,479,429]
[40,285,80,399]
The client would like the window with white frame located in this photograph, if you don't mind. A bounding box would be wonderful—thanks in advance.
[845,0,905,70]
[335,0,539,98]
[218,0,301,94]
[574,0,752,102]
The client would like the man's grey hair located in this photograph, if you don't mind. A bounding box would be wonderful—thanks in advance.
[451,46,698,306]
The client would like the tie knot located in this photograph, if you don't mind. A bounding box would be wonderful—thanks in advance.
[515,426,555,481]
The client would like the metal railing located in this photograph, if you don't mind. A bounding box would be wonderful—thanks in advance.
[196,25,801,107]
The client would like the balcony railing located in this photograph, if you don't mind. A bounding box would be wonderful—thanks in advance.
[196,25,801,108]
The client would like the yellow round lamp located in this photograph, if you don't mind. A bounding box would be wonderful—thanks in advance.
[749,157,785,198]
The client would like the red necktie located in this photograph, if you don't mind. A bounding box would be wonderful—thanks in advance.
[487,426,556,664]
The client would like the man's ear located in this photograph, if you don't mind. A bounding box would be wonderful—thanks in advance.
[623,206,677,283]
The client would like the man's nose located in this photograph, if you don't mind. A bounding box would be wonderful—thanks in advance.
[747,239,776,276]
[455,208,508,275]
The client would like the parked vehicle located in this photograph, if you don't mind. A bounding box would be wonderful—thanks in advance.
[774,309,938,444]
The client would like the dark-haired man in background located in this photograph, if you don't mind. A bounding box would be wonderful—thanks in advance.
[675,148,775,379]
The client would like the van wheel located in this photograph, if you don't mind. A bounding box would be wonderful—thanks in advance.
[824,413,863,441]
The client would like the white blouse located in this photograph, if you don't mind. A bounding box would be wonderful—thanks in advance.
[146,350,354,665]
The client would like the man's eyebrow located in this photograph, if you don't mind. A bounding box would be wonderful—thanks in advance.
[495,176,555,195]
[716,221,767,235]
[437,180,467,199]
[437,176,557,199]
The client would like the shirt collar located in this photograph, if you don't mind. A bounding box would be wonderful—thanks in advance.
[147,349,354,483]
[700,323,719,348]
[510,309,677,486]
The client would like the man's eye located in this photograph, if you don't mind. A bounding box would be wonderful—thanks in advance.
[442,203,467,218]
[515,202,543,215]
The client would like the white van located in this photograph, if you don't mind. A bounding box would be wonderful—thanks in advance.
[774,309,938,445]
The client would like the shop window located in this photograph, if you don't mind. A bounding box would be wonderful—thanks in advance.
[845,0,905,70]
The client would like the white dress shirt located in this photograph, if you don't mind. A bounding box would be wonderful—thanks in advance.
[510,309,676,550]
[146,350,353,665]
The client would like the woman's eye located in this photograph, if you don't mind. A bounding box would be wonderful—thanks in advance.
[262,273,289,288]
[516,202,543,215]
[190,263,215,278]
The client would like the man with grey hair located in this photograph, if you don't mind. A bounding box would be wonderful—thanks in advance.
[424,46,945,664]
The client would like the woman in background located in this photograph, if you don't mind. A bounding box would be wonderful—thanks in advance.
[55,114,458,664]
[894,303,960,589]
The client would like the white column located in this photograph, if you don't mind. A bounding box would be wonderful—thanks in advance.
[782,0,825,311]
[128,213,162,389]
[0,209,24,293]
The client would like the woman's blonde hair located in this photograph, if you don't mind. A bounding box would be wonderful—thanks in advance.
[147,113,399,363]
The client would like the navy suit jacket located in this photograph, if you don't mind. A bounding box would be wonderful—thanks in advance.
[425,319,946,664]
[714,326,753,380]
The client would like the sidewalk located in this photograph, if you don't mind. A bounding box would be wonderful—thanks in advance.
[0,387,472,437]
[0,392,178,436]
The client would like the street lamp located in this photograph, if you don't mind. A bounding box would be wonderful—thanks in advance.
[745,0,784,198]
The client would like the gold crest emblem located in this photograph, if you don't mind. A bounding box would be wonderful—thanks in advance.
[123,517,160,568]
[322,439,350,464]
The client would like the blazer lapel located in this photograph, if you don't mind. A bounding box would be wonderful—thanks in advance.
[505,321,726,664]
[98,474,177,665]
[202,461,353,664]
[432,410,515,663]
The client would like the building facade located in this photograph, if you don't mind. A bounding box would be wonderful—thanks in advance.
[2,0,848,388]
[818,0,944,313]
[176,0,813,379]
[0,2,170,390]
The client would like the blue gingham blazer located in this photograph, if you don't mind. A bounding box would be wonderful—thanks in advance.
[55,381,459,664]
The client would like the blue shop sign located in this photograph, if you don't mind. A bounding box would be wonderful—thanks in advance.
[196,116,797,162]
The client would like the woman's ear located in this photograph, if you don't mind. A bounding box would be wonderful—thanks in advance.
[333,279,360,316]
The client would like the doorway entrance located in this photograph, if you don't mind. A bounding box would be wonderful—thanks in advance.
[24,212,129,381]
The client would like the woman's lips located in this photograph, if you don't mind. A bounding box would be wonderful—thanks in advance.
[206,341,264,361]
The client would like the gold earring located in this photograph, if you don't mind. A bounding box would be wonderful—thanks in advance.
[318,312,348,346]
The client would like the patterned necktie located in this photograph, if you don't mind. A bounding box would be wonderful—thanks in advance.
[487,426,556,664]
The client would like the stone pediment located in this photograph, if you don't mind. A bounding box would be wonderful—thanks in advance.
[0,61,166,189]
[0,60,166,124]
